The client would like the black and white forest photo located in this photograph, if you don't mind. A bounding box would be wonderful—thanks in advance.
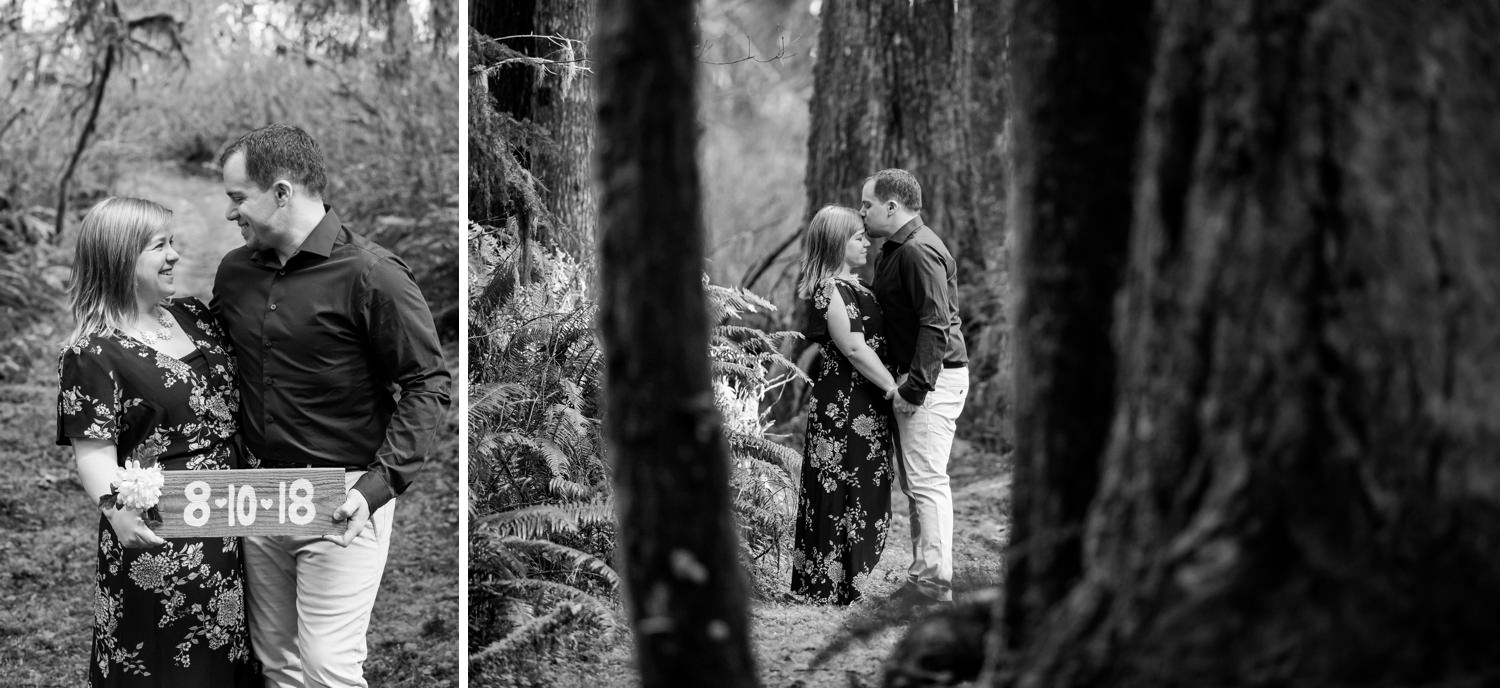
[0,1,460,686]
[470,0,1500,687]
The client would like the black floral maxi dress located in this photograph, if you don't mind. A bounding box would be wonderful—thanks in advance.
[56,298,259,687]
[791,277,895,604]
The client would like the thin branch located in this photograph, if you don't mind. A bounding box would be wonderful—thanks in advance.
[696,33,791,65]
[55,42,114,237]
[740,225,802,290]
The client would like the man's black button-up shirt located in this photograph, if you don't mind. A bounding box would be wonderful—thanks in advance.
[873,216,968,405]
[211,209,452,512]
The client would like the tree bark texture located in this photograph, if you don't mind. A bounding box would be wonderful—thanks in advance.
[800,0,1015,441]
[594,0,759,684]
[1010,2,1500,685]
[804,0,985,279]
[533,0,596,258]
[1004,0,1153,652]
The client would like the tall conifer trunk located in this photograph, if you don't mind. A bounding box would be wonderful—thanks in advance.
[595,0,759,684]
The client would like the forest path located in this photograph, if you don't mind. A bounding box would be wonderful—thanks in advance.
[549,439,1011,688]
[753,439,1010,688]
[114,162,242,301]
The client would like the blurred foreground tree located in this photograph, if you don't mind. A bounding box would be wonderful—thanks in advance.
[595,0,758,684]
[1003,1,1500,686]
[1004,0,1151,656]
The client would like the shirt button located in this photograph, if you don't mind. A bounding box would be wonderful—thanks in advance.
[269,304,277,311]
[278,270,286,276]
[267,417,276,424]
[266,378,275,386]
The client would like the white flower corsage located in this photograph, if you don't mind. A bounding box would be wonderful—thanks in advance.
[113,460,164,510]
[100,460,165,527]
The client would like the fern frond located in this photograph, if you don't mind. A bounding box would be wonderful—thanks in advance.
[711,359,763,387]
[498,537,619,590]
[726,432,802,477]
[547,476,593,501]
[475,502,615,539]
[467,381,529,427]
[478,579,616,611]
[469,604,581,664]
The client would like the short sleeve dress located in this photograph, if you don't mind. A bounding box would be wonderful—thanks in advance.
[56,297,259,687]
[790,277,895,604]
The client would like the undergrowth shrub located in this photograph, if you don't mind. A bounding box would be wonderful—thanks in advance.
[467,218,809,674]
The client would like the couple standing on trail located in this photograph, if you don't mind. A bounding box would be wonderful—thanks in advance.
[56,124,452,687]
[791,168,970,609]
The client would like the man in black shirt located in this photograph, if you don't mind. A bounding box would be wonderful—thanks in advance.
[211,124,451,687]
[860,168,969,606]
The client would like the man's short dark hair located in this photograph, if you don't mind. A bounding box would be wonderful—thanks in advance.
[867,168,923,212]
[219,124,328,196]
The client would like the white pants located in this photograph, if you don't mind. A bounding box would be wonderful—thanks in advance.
[893,366,968,602]
[245,472,395,688]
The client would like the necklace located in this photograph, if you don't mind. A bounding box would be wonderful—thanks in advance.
[132,307,175,344]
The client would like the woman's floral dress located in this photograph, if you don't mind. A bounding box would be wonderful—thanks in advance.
[791,277,894,604]
[56,297,259,687]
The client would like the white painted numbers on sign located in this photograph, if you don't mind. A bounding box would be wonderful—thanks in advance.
[154,468,345,538]
[181,478,316,527]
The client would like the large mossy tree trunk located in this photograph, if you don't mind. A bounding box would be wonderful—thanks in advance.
[1007,2,1500,686]
[533,0,596,258]
[791,0,1004,430]
[471,0,594,258]
[804,0,985,279]
[594,0,759,684]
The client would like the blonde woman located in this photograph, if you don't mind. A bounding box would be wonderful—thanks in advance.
[790,205,899,604]
[56,197,258,686]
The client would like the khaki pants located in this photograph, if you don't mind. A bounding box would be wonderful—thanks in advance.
[893,367,968,602]
[245,472,394,688]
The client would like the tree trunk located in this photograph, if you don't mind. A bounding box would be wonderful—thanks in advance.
[533,0,596,259]
[790,0,997,427]
[595,0,759,685]
[1004,0,1153,651]
[382,0,414,76]
[1008,2,1500,685]
[804,0,986,280]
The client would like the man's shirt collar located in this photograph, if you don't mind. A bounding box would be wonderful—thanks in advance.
[253,206,341,266]
[296,206,342,258]
[884,215,925,250]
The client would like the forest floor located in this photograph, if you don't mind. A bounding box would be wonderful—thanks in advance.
[486,439,1011,688]
[0,164,459,685]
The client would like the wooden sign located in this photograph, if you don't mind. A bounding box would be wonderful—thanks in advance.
[152,468,346,538]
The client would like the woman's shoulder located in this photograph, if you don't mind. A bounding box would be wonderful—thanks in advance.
[58,331,120,367]
[168,296,209,315]
[811,276,844,308]
[170,296,226,332]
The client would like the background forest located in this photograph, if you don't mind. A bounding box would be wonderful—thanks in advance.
[469,0,1011,685]
[0,1,460,685]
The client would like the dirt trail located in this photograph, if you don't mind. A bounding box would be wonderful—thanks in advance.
[114,163,244,301]
[543,439,1011,688]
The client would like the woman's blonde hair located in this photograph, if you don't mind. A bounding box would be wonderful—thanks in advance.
[67,197,174,344]
[795,205,863,299]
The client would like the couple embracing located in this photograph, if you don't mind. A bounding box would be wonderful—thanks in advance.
[55,124,452,687]
[791,169,969,608]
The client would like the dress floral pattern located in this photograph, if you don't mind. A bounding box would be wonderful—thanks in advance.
[791,277,894,604]
[57,297,259,687]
